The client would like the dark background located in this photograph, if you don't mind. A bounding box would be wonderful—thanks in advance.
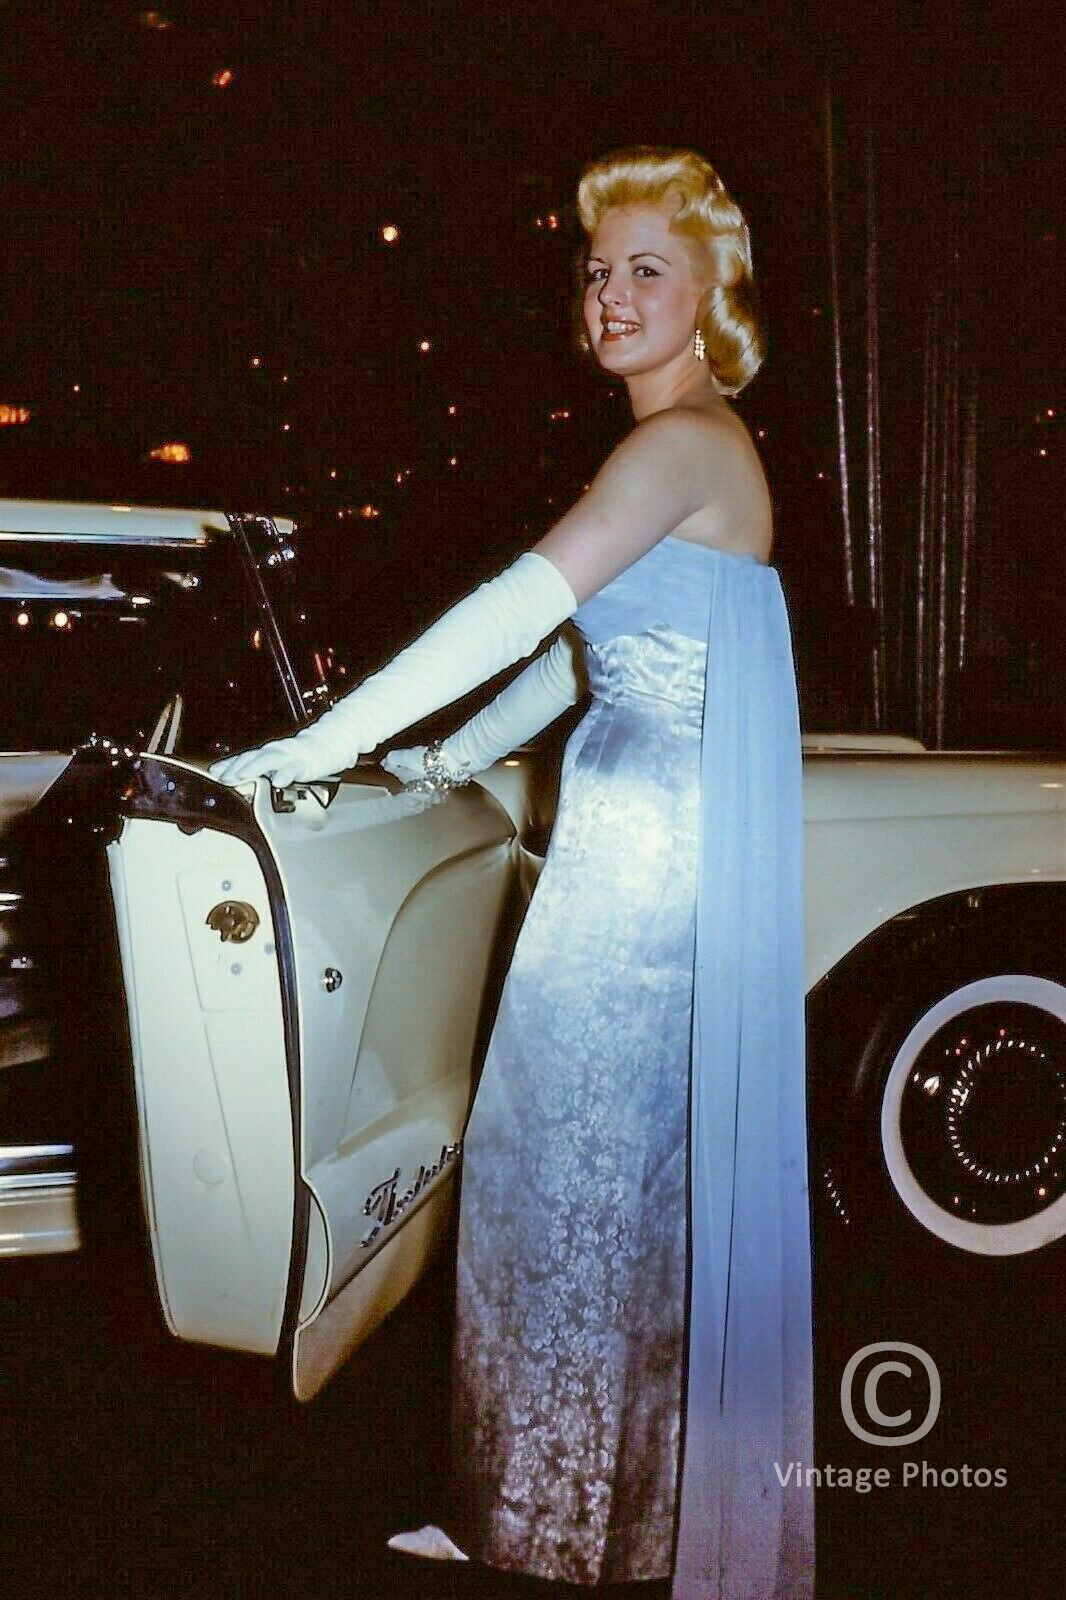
[2,0,1062,740]
[2,9,1063,1596]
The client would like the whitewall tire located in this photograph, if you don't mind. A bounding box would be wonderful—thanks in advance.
[879,973,1066,1256]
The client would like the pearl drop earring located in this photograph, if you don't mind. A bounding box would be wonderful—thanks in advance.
[693,329,706,361]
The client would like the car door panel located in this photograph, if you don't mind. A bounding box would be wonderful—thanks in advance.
[107,817,294,1355]
[293,1177,455,1401]
[109,758,520,1398]
[305,857,508,1297]
[248,776,518,1399]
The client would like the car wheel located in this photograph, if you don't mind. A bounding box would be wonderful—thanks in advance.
[817,919,1066,1259]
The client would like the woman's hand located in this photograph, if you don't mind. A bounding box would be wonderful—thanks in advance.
[379,745,430,783]
[209,737,344,787]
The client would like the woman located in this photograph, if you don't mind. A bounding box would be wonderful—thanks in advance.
[213,146,814,1599]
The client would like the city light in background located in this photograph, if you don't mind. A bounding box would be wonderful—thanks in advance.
[1,5,1060,744]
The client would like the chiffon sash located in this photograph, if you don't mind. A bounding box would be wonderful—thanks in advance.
[672,556,815,1599]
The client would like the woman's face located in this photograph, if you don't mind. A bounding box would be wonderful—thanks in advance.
[583,202,706,377]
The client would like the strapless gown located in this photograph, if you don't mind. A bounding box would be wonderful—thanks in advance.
[452,537,814,1599]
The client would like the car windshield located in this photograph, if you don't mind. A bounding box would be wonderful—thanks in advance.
[0,535,302,758]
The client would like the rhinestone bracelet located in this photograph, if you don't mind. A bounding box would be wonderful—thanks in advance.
[409,739,472,799]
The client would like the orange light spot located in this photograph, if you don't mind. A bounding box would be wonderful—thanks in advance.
[148,441,191,463]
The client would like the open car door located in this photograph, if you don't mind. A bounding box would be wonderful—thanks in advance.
[107,756,521,1399]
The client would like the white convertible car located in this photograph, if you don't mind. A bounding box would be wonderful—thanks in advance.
[2,500,1064,1402]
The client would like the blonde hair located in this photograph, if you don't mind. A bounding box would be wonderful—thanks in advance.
[576,145,765,396]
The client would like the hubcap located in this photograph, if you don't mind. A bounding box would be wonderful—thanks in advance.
[881,975,1066,1254]
[900,1002,1066,1224]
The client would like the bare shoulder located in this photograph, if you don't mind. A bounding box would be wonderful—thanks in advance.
[632,405,772,560]
[626,403,756,467]
[535,398,770,600]
[631,402,733,441]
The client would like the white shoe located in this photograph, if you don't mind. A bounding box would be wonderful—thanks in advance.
[386,1524,470,1562]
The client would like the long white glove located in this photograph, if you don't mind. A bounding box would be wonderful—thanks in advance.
[381,630,582,785]
[210,552,576,787]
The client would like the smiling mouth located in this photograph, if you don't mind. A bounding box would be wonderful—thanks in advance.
[601,319,641,340]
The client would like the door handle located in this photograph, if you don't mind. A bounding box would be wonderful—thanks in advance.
[269,780,338,815]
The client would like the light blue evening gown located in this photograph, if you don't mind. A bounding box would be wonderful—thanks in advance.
[453,536,814,1598]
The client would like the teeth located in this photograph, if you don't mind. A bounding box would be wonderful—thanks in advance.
[606,321,639,333]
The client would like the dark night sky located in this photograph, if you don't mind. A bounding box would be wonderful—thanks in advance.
[2,1,1062,740]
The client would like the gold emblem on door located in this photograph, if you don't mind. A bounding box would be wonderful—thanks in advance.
[206,900,260,943]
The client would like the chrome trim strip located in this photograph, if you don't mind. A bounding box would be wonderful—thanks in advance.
[0,531,210,547]
[0,1145,77,1192]
[0,1170,77,1193]
[0,1142,75,1162]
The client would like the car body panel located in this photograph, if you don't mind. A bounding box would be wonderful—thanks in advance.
[0,498,292,544]
[0,754,74,824]
[802,753,1066,989]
